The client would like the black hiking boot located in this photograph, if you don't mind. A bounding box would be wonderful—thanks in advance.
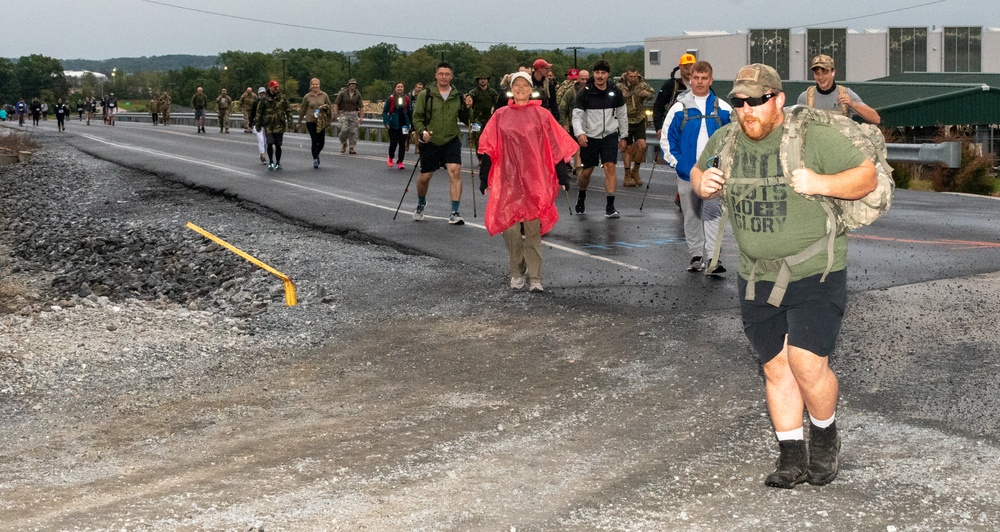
[765,439,808,489]
[807,421,841,486]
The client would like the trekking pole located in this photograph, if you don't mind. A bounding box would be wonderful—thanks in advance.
[638,160,658,211]
[393,154,422,220]
[564,188,574,216]
[468,132,478,218]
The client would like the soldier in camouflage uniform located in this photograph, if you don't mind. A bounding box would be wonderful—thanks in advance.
[254,80,292,170]
[467,74,497,156]
[617,67,654,186]
[558,69,589,170]
[159,91,172,125]
[238,87,256,133]
[216,88,233,133]
[149,96,159,126]
[333,78,363,154]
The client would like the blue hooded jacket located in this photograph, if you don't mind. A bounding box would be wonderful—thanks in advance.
[665,91,731,181]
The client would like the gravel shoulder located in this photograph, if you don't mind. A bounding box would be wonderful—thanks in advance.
[1,136,998,531]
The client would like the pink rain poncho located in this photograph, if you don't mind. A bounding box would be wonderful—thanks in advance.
[477,100,579,236]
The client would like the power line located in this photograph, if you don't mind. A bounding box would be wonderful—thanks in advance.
[143,0,950,49]
[792,0,948,28]
[140,0,643,47]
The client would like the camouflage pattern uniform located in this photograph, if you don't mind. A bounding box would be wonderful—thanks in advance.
[618,74,654,129]
[617,73,654,186]
[149,97,159,126]
[558,82,581,130]
[333,83,363,153]
[216,89,233,133]
[159,92,171,125]
[467,79,498,152]
[254,87,291,134]
[238,88,256,132]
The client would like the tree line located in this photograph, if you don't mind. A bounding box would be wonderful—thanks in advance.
[2,43,642,107]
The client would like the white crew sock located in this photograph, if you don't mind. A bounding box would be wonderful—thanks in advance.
[775,427,804,441]
[809,412,836,429]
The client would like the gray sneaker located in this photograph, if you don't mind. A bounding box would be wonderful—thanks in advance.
[412,203,425,221]
[687,256,705,273]
[448,212,465,225]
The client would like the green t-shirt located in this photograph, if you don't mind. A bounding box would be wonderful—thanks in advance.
[698,120,866,283]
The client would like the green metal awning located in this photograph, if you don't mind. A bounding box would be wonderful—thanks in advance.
[646,73,1000,128]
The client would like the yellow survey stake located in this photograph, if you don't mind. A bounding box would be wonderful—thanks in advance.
[185,222,297,306]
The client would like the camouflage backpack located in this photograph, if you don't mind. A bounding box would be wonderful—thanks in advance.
[709,105,894,306]
[780,105,894,231]
[555,79,575,106]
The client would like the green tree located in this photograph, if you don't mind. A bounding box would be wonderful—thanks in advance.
[390,49,438,89]
[416,42,481,91]
[356,42,400,89]
[16,54,65,99]
[79,72,98,99]
[362,80,391,102]
[580,48,644,78]
[218,51,274,94]
[480,44,530,85]
[0,58,20,103]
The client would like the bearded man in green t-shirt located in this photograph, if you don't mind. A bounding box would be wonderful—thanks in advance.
[691,64,876,491]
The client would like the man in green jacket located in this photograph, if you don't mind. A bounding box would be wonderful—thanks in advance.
[411,62,473,225]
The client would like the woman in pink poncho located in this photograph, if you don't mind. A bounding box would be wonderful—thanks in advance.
[477,72,578,292]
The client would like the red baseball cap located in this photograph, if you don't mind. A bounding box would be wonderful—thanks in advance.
[267,80,279,88]
[567,68,580,80]
[532,58,553,70]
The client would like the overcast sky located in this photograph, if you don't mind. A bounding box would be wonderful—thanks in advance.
[1,0,996,60]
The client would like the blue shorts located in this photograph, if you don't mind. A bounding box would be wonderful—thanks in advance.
[738,269,847,364]
[194,108,205,119]
[580,134,619,168]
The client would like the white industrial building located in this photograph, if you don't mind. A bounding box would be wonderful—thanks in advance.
[645,26,1000,83]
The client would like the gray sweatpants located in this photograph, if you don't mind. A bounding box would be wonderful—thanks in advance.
[677,177,722,259]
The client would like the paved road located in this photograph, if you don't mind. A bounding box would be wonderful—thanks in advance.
[57,116,1000,313]
[9,116,1000,529]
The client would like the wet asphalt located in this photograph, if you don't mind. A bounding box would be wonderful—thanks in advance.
[21,117,1000,529]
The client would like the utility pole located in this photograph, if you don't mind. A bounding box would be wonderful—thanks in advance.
[567,46,584,69]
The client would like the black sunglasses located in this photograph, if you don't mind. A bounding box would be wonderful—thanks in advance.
[730,93,778,108]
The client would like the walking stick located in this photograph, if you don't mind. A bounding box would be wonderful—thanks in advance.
[564,188,574,216]
[638,160,659,211]
[393,154,422,220]
[468,131,478,218]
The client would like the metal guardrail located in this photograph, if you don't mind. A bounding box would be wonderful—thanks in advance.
[115,112,964,168]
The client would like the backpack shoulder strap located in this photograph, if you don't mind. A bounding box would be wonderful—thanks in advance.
[704,125,744,274]
[422,89,433,126]
[837,84,849,115]
[805,86,816,108]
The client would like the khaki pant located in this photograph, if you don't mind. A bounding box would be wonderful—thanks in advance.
[218,109,230,132]
[338,114,360,147]
[502,219,543,282]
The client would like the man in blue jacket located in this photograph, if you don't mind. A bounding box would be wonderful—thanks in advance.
[660,60,732,273]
